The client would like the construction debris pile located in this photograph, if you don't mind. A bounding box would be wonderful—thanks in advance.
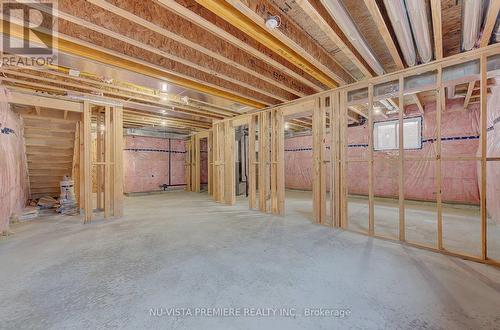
[56,177,78,215]
[12,177,79,222]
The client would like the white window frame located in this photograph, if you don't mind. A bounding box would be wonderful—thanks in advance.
[373,116,422,151]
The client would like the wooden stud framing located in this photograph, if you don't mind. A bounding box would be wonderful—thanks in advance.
[436,66,443,249]
[368,84,374,235]
[276,110,285,215]
[191,44,500,266]
[480,54,488,259]
[83,101,92,223]
[258,112,270,212]
[208,130,214,196]
[463,81,475,110]
[224,120,236,205]
[398,76,405,241]
[113,105,124,218]
[104,106,111,218]
[312,97,326,224]
[248,115,257,209]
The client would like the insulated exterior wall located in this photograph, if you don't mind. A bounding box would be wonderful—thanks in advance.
[285,103,481,204]
[123,136,186,193]
[0,87,29,233]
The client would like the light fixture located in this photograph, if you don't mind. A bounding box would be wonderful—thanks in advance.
[383,0,417,66]
[161,95,168,101]
[284,122,290,130]
[68,69,80,77]
[161,83,168,92]
[181,96,189,105]
[322,0,384,75]
[265,15,281,29]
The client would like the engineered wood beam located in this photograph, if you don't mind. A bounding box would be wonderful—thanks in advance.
[56,1,298,102]
[195,0,350,87]
[2,19,267,109]
[158,0,324,92]
[91,0,316,97]
[8,91,81,112]
[362,0,404,70]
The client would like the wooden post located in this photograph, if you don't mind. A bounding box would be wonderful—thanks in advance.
[83,101,92,223]
[73,122,81,207]
[480,54,487,259]
[270,110,279,214]
[436,67,443,249]
[192,135,200,192]
[330,92,340,228]
[312,97,326,224]
[398,76,405,241]
[258,112,269,212]
[340,92,348,229]
[184,138,191,191]
[208,130,213,196]
[248,115,257,209]
[368,84,374,235]
[96,111,103,210]
[112,106,124,218]
[104,107,111,218]
[224,120,235,205]
[276,110,285,215]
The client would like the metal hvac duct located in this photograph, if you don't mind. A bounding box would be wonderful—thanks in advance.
[461,0,485,51]
[404,0,433,63]
[322,0,385,75]
[383,0,417,66]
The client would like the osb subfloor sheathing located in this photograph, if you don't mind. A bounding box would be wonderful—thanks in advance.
[1,191,499,328]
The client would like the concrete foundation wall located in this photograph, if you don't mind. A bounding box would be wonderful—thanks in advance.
[285,101,482,205]
[123,136,186,193]
[0,88,29,233]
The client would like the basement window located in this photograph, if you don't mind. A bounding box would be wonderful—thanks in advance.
[373,117,422,151]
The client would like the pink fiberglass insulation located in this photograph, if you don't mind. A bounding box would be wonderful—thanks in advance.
[285,101,481,205]
[0,87,29,233]
[123,135,186,193]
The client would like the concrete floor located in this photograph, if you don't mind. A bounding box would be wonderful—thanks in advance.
[286,190,500,259]
[1,191,500,329]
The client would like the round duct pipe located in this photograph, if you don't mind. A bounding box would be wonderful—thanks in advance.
[404,0,433,63]
[461,0,485,51]
[383,0,417,66]
[321,0,385,75]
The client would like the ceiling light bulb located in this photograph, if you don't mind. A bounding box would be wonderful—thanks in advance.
[265,15,281,29]
[161,83,168,92]
[284,122,290,130]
